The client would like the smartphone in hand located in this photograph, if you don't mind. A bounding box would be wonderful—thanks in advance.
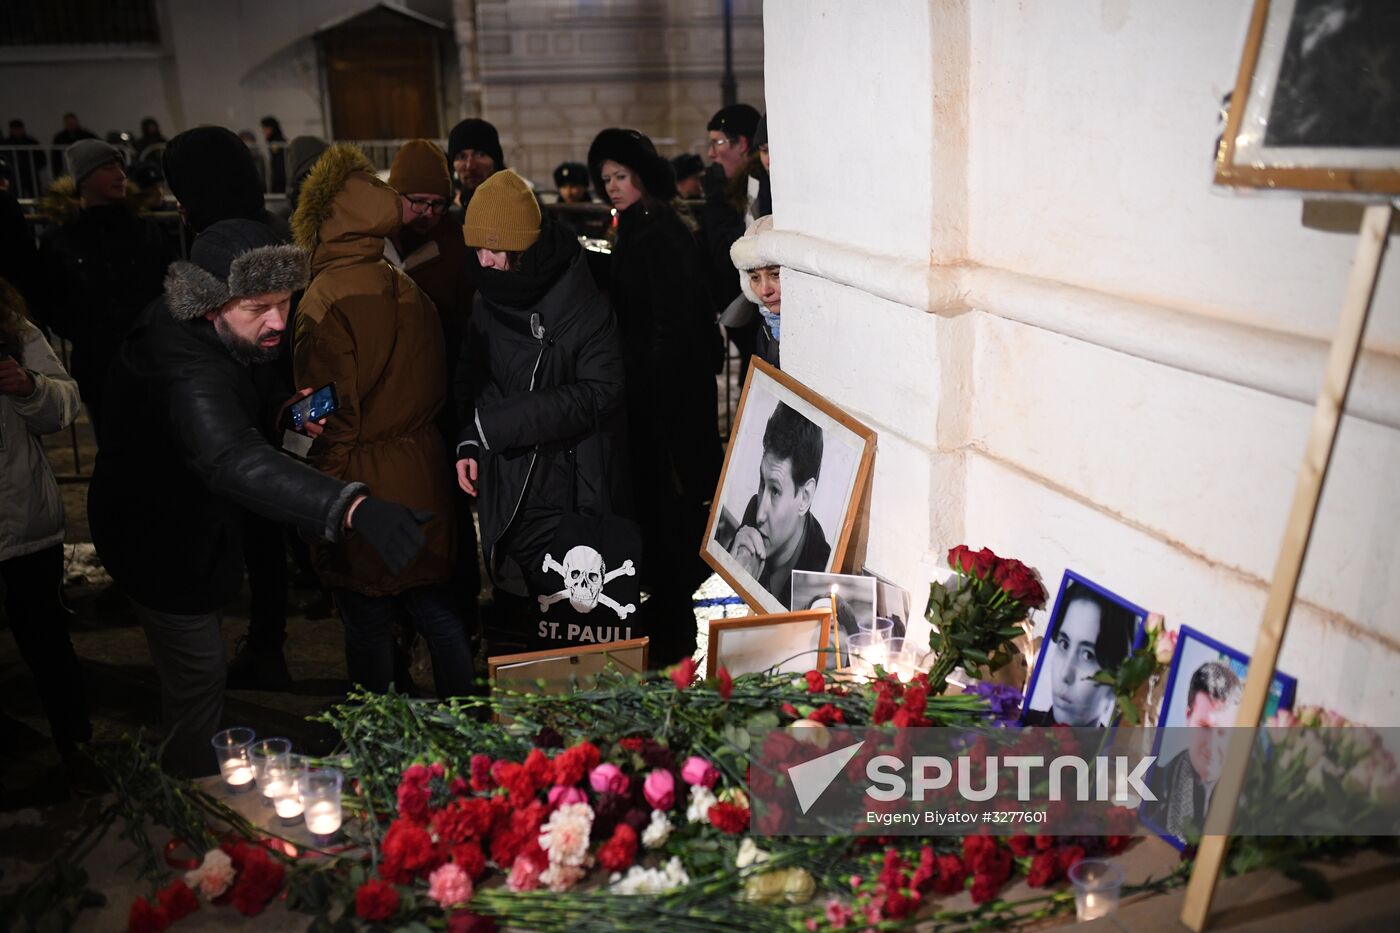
[288,383,339,430]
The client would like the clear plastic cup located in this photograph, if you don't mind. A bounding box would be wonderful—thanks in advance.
[250,737,292,805]
[302,768,344,843]
[268,759,307,825]
[211,727,256,793]
[858,617,895,644]
[848,632,888,679]
[1068,858,1124,920]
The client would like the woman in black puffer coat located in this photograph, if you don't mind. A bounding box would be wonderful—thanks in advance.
[588,129,724,666]
[453,170,629,628]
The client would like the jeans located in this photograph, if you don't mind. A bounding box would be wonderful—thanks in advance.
[0,544,92,755]
[132,600,225,777]
[334,585,474,698]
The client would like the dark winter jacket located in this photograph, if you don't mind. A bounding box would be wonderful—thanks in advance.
[609,201,722,511]
[35,177,171,424]
[291,145,456,595]
[454,222,627,593]
[88,299,364,615]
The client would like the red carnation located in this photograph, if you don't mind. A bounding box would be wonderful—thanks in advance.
[932,854,966,894]
[551,742,602,786]
[707,802,751,834]
[355,878,399,922]
[597,823,639,873]
[229,845,284,916]
[1007,834,1036,857]
[618,737,644,752]
[156,880,198,922]
[1034,833,1056,851]
[379,818,441,885]
[489,802,546,868]
[433,797,495,846]
[717,666,733,700]
[969,872,1004,905]
[670,656,698,690]
[523,749,552,791]
[1104,835,1131,855]
[128,897,169,933]
[873,697,898,724]
[804,670,826,694]
[1027,852,1062,888]
[808,703,845,725]
[452,840,488,879]
[1057,845,1086,873]
[469,754,494,793]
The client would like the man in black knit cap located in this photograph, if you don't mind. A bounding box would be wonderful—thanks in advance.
[445,118,506,215]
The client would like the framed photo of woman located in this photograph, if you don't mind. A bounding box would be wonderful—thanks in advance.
[702,360,877,615]
[1019,571,1148,728]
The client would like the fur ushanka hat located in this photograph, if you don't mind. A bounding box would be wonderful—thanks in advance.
[165,219,308,321]
[587,128,676,202]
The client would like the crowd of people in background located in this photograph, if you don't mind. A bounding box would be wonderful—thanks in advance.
[0,103,788,782]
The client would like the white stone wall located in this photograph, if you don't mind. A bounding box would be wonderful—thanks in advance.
[764,0,1400,723]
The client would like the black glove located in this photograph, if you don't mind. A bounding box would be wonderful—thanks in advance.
[349,497,433,575]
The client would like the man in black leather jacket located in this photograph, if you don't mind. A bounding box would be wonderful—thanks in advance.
[89,219,431,776]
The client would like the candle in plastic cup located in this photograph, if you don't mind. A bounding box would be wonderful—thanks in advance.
[1068,858,1123,921]
[302,768,344,842]
[271,760,307,824]
[250,737,292,804]
[848,632,887,680]
[885,637,922,683]
[211,728,256,793]
[858,616,895,644]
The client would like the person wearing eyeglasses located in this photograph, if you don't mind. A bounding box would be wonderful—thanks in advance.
[386,139,482,634]
[699,105,764,377]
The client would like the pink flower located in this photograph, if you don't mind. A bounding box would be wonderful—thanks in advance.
[539,862,587,892]
[506,854,543,892]
[643,769,676,810]
[680,756,720,789]
[825,898,854,929]
[427,863,473,907]
[547,785,588,808]
[589,763,629,796]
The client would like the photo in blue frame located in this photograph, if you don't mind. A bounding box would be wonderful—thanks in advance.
[1138,624,1298,851]
[1019,570,1148,728]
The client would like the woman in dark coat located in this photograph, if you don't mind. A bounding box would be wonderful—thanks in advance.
[587,128,723,666]
[453,169,628,637]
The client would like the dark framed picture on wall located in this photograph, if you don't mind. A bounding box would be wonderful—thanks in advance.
[1215,0,1400,194]
[702,360,877,615]
[1020,571,1148,728]
[1139,625,1297,851]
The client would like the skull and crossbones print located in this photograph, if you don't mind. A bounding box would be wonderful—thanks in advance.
[538,546,636,619]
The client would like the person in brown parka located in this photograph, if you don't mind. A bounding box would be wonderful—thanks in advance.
[290,143,473,698]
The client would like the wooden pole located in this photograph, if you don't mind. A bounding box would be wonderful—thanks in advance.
[1179,202,1395,931]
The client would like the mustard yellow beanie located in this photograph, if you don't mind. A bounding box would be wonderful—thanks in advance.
[463,170,541,252]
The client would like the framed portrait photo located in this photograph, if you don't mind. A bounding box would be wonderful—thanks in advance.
[1020,571,1148,728]
[1215,0,1400,195]
[702,360,877,614]
[706,608,836,678]
[1139,625,1297,850]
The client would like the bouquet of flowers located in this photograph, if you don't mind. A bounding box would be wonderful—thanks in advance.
[925,546,1048,694]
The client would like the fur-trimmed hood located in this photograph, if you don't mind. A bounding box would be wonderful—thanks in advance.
[730,214,776,304]
[290,143,399,272]
[165,241,308,321]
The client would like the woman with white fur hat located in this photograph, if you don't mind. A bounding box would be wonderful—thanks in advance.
[729,215,781,370]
